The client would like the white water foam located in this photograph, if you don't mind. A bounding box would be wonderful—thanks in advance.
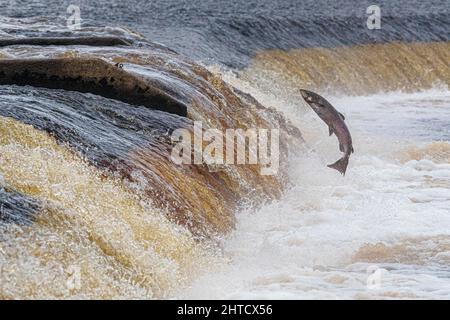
[176,80,450,299]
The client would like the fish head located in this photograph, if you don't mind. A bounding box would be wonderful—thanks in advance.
[300,89,323,104]
[300,89,327,113]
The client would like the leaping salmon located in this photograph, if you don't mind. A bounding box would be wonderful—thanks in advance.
[300,89,354,175]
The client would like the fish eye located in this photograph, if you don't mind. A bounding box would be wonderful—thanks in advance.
[307,96,313,101]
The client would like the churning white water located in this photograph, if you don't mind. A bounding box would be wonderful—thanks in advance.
[176,86,450,299]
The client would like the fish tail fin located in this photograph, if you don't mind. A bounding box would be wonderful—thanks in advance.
[327,156,349,175]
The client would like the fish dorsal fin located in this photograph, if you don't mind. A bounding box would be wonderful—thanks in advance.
[339,112,345,121]
[329,126,334,136]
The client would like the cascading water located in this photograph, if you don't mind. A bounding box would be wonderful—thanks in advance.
[0,0,449,299]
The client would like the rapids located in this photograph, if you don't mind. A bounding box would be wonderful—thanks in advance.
[0,0,449,299]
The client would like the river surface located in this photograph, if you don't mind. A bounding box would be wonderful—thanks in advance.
[0,0,449,299]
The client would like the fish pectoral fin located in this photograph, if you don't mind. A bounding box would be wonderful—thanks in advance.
[351,146,354,153]
[339,112,345,121]
[339,143,345,152]
[328,127,334,136]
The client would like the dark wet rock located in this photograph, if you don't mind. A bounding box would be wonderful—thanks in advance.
[0,57,187,117]
[0,36,132,47]
[0,187,41,225]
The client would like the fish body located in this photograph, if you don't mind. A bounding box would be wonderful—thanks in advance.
[300,89,354,175]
